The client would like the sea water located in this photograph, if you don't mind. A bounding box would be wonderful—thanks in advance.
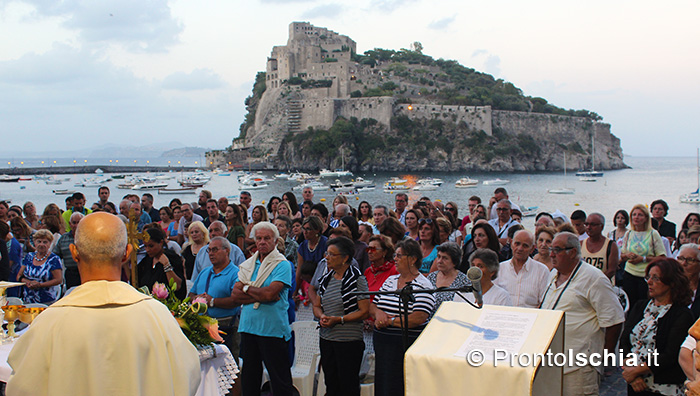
[1,156,698,232]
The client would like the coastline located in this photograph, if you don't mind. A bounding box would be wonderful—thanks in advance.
[0,165,200,176]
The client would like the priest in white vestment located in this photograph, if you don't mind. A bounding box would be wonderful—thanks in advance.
[6,212,201,396]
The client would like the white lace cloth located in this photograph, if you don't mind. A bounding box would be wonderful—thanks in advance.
[196,344,239,396]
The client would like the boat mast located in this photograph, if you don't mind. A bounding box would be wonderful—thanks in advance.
[591,133,595,172]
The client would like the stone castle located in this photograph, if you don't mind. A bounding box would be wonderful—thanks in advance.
[207,22,625,171]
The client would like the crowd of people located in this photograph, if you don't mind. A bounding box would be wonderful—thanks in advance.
[3,185,700,396]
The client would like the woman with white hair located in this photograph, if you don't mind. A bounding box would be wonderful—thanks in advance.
[454,248,512,306]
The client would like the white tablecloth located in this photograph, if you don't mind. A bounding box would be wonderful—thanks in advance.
[0,338,238,396]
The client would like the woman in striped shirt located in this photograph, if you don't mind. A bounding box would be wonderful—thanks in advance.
[371,238,436,396]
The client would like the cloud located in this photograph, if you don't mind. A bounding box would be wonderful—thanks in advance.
[471,49,501,77]
[0,44,241,151]
[260,0,314,2]
[301,4,343,19]
[17,0,183,52]
[162,69,226,91]
[374,0,413,13]
[427,15,456,31]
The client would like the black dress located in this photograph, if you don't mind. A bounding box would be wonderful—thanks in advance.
[181,245,197,280]
[137,248,187,300]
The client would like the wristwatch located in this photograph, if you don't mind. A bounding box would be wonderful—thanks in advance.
[209,298,215,307]
[243,285,251,294]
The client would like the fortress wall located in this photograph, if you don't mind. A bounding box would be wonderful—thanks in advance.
[298,97,394,131]
[395,104,493,135]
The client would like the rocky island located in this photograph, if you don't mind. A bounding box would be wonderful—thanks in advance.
[206,22,626,172]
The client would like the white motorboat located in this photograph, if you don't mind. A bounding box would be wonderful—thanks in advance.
[158,187,197,194]
[413,184,438,191]
[240,182,269,190]
[455,177,479,188]
[294,181,328,191]
[483,178,509,186]
[132,182,169,190]
[416,177,443,186]
[579,176,597,182]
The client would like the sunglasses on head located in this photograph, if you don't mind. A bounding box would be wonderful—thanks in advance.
[419,218,433,225]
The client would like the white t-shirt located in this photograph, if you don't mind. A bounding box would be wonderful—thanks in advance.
[495,257,550,308]
[453,283,513,306]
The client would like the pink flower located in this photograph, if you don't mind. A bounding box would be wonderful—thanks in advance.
[203,321,224,343]
[152,283,169,300]
[192,297,207,305]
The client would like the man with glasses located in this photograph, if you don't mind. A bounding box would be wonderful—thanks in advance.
[189,236,242,363]
[581,213,619,280]
[52,212,85,291]
[488,200,518,246]
[191,221,245,280]
[177,203,203,245]
[394,193,408,226]
[541,232,624,396]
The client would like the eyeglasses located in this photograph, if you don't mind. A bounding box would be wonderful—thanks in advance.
[445,206,455,211]
[206,246,225,254]
[547,247,574,254]
[302,227,314,232]
[419,218,433,225]
[677,256,700,264]
[366,246,383,253]
[394,253,406,259]
[324,251,343,258]
[496,208,510,212]
[583,222,602,227]
[644,274,662,283]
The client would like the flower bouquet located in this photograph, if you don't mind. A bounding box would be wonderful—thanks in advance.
[141,279,224,347]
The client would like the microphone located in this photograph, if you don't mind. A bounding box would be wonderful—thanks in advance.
[466,267,483,308]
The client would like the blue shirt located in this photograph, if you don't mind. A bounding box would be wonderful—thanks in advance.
[238,259,292,341]
[419,246,438,274]
[190,262,240,318]
[191,241,246,280]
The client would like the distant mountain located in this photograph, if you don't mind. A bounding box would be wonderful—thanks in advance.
[161,147,211,157]
[0,142,210,159]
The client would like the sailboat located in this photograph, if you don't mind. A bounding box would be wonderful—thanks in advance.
[576,133,604,178]
[680,148,700,204]
[549,152,575,194]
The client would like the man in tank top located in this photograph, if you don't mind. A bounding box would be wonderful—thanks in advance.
[581,213,619,280]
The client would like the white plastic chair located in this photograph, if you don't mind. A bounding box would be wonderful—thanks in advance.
[291,321,320,396]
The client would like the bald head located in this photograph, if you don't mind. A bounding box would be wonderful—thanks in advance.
[73,212,128,267]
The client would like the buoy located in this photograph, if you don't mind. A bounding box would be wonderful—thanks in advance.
[574,203,580,206]
[355,196,359,200]
[320,198,326,202]
[262,200,266,204]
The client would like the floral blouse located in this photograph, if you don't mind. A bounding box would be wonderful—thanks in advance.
[630,300,682,396]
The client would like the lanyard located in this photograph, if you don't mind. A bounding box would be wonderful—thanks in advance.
[204,271,214,294]
[539,262,582,310]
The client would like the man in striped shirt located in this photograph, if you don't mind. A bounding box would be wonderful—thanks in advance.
[495,230,550,308]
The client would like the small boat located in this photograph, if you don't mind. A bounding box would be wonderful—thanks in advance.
[483,178,509,186]
[0,175,20,183]
[579,176,597,182]
[548,188,576,195]
[681,148,700,204]
[413,184,438,191]
[576,134,604,178]
[356,185,375,191]
[274,173,291,179]
[53,189,76,195]
[549,153,575,195]
[117,182,137,189]
[240,182,269,190]
[521,206,539,217]
[132,182,169,190]
[158,187,197,194]
[455,177,479,188]
[294,181,328,191]
[18,177,32,181]
[353,177,374,187]
[45,178,62,185]
[416,177,443,186]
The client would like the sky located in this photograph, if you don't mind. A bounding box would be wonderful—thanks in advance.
[1,0,698,157]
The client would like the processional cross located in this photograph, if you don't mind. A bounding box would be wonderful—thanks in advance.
[126,208,149,288]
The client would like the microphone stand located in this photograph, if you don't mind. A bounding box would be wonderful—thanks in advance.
[349,284,481,351]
